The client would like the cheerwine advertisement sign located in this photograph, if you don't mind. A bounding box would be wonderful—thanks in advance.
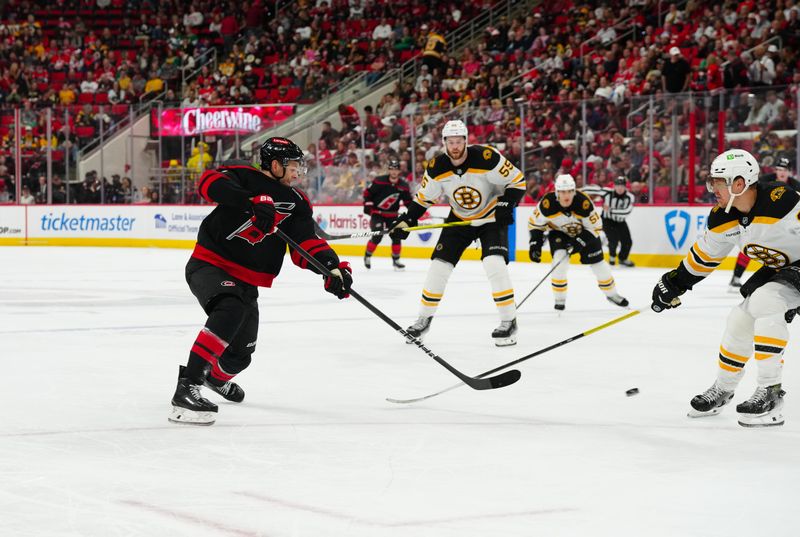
[152,105,294,136]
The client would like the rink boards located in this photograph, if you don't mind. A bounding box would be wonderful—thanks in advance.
[0,203,738,268]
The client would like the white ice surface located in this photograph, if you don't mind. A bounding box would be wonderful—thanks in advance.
[1,246,799,537]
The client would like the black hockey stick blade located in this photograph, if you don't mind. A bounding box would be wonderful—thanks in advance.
[486,368,521,388]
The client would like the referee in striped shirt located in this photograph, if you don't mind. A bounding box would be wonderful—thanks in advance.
[584,176,636,267]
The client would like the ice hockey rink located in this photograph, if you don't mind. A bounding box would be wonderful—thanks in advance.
[2,246,800,537]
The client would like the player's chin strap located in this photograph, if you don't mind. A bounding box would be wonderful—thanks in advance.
[724,177,747,213]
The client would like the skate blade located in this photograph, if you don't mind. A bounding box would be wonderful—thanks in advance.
[687,407,726,418]
[393,266,405,272]
[169,406,216,425]
[493,336,518,347]
[737,407,785,427]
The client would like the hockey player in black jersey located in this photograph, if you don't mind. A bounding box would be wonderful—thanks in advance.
[169,137,353,425]
[362,157,412,270]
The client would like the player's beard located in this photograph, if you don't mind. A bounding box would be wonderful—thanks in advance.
[448,146,465,161]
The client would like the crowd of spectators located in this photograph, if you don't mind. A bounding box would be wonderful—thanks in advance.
[297,0,800,205]
[2,0,800,206]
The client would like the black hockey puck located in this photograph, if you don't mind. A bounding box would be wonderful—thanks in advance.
[625,388,639,397]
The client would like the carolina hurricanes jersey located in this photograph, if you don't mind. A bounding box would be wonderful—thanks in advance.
[414,145,525,221]
[680,182,800,279]
[528,190,603,237]
[192,163,339,287]
[363,175,412,218]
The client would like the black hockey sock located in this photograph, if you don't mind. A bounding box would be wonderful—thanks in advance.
[733,262,747,279]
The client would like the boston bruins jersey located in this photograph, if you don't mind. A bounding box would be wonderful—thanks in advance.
[414,145,525,221]
[680,182,800,281]
[528,190,603,238]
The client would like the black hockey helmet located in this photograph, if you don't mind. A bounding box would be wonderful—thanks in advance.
[387,157,401,169]
[260,137,304,177]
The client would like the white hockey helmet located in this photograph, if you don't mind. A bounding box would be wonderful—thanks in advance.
[554,174,576,192]
[708,149,760,212]
[708,149,760,188]
[441,119,468,140]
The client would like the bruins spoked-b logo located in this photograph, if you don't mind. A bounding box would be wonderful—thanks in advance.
[744,243,789,268]
[453,186,482,210]
[563,223,584,237]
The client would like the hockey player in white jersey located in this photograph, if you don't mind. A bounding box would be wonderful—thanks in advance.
[651,149,800,427]
[389,119,525,346]
[528,174,629,310]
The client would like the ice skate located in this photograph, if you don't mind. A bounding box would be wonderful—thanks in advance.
[364,254,372,270]
[736,384,785,427]
[392,257,405,271]
[492,319,518,347]
[405,316,432,343]
[204,375,245,403]
[608,256,616,266]
[619,259,635,267]
[606,294,630,307]
[169,366,218,425]
[688,381,734,418]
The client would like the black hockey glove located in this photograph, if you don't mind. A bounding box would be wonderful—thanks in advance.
[494,195,515,226]
[529,230,544,263]
[250,194,276,234]
[324,261,353,299]
[651,269,688,313]
[389,214,417,241]
[786,307,800,324]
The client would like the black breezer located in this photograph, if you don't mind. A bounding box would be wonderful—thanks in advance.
[548,229,604,264]
[368,214,401,247]
[432,214,509,265]
[186,259,259,377]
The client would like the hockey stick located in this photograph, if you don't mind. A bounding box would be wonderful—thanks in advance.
[386,308,640,404]
[516,250,572,310]
[274,226,521,391]
[313,218,495,241]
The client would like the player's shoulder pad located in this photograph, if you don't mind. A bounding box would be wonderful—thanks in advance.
[291,187,313,211]
[706,203,739,232]
[756,181,800,219]
[426,153,452,179]
[573,190,596,216]
[466,144,502,170]
[538,192,560,216]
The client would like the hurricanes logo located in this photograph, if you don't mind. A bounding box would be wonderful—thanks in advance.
[771,187,786,201]
[744,244,789,268]
[453,186,482,210]
[563,223,583,237]
[377,193,400,210]
[229,202,295,245]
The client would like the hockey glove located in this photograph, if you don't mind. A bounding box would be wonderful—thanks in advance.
[324,261,353,300]
[250,195,276,234]
[494,195,515,226]
[389,215,417,241]
[529,230,544,263]
[651,270,688,313]
[786,307,800,324]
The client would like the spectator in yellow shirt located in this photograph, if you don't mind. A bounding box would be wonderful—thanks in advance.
[143,72,164,96]
[59,83,76,105]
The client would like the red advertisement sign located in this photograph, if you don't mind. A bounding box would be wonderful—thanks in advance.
[151,105,294,136]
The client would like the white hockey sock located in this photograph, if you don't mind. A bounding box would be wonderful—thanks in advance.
[747,283,796,387]
[482,255,516,321]
[418,259,455,318]
[716,303,753,391]
[551,249,569,304]
[590,261,618,297]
